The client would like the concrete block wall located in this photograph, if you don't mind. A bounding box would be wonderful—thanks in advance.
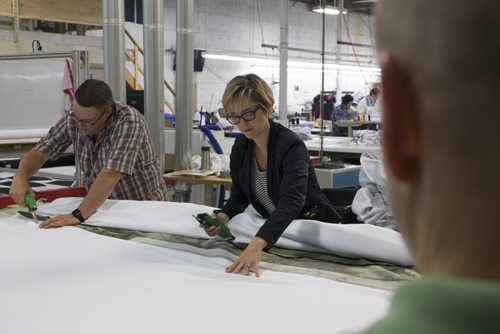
[0,0,378,116]
[126,0,378,116]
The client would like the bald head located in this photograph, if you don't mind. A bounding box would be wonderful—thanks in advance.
[376,0,499,94]
[376,0,499,136]
[376,0,500,189]
[376,0,500,278]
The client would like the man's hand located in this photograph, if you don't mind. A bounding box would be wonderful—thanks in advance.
[9,174,32,206]
[9,148,48,206]
[39,214,81,229]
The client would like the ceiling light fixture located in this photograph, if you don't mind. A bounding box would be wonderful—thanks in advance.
[202,53,380,74]
[312,5,347,15]
[202,54,266,63]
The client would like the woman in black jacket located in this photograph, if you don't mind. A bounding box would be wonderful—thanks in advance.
[202,74,340,276]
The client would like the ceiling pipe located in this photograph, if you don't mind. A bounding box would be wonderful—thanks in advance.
[103,0,126,103]
[172,0,194,202]
[143,0,165,172]
[335,0,345,101]
[174,0,194,172]
[278,0,289,121]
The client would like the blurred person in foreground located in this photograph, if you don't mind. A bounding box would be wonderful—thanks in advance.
[362,0,500,333]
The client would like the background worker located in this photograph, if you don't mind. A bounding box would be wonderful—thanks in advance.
[356,87,381,119]
[363,0,500,332]
[10,79,167,229]
[332,94,357,136]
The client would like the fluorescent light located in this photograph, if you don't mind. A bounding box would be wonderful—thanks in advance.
[202,54,270,63]
[251,65,380,76]
[202,53,380,74]
[254,62,380,74]
[312,5,347,15]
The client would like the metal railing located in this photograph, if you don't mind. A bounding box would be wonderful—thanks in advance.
[125,28,176,114]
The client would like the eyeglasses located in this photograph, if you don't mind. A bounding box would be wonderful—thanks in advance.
[69,107,108,126]
[226,106,261,125]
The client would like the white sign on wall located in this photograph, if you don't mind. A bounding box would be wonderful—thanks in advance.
[0,59,66,131]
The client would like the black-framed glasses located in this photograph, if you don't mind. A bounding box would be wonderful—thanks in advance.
[226,106,261,125]
[69,107,107,126]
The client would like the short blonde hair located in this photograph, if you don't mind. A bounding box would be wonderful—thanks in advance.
[221,74,274,117]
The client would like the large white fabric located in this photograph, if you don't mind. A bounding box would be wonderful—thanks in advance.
[0,215,389,334]
[352,152,396,230]
[304,135,381,154]
[37,198,412,266]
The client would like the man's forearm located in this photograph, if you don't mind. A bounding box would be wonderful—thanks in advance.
[16,148,48,179]
[77,169,122,220]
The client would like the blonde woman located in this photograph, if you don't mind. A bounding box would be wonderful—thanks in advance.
[201,74,340,276]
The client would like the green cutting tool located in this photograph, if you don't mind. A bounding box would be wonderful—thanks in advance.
[24,193,39,224]
[17,210,49,222]
[193,213,233,239]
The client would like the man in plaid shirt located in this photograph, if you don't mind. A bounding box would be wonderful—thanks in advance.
[10,79,167,228]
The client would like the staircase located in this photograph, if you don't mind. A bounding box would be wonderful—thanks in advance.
[125,29,176,114]
[1,0,175,114]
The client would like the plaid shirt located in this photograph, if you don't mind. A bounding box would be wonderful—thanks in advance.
[36,102,167,201]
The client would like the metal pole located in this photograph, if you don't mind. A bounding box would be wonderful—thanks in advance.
[335,0,344,103]
[278,0,288,120]
[175,0,193,171]
[12,0,19,42]
[72,50,89,186]
[103,0,126,103]
[320,0,326,160]
[71,50,89,89]
[174,0,194,201]
[143,0,165,172]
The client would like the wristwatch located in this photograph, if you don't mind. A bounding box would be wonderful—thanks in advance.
[71,208,86,223]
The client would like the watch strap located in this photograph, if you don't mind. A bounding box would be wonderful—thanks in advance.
[71,208,86,223]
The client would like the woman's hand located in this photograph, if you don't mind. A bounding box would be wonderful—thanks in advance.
[226,236,267,277]
[200,211,229,237]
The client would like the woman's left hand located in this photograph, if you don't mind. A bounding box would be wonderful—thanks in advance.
[226,236,267,277]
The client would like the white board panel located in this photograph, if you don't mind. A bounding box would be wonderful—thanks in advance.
[0,59,66,131]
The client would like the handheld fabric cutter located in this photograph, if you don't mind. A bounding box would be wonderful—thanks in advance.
[193,213,234,240]
[18,193,49,223]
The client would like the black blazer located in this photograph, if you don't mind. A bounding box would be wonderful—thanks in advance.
[221,121,340,247]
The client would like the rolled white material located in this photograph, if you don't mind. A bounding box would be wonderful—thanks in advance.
[38,198,413,266]
[0,129,48,141]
